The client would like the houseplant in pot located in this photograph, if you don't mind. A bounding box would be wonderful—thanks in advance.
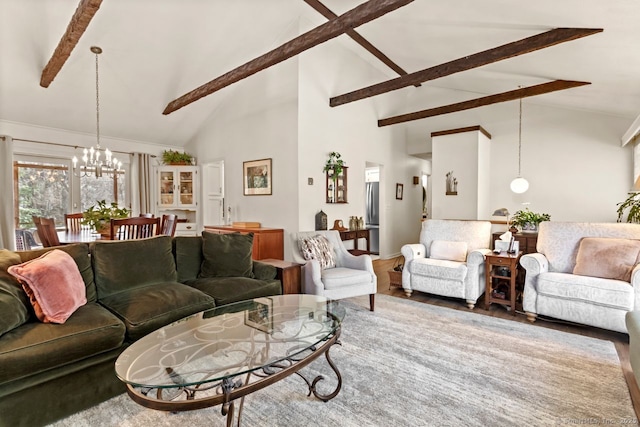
[82,200,131,236]
[510,208,551,232]
[162,150,193,166]
[322,151,345,180]
[617,192,640,223]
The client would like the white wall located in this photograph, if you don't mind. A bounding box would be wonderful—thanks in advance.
[297,38,429,259]
[486,104,632,222]
[184,59,300,258]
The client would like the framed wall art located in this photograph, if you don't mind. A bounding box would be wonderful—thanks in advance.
[243,158,272,195]
[396,183,403,200]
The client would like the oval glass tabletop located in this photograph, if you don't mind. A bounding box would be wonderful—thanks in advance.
[115,294,345,390]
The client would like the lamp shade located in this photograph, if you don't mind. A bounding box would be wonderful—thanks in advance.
[510,177,529,194]
[492,208,510,217]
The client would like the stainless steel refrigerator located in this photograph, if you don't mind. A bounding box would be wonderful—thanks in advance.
[365,182,379,254]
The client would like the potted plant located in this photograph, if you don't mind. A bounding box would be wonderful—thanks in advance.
[162,150,193,166]
[322,151,345,181]
[617,192,640,223]
[82,200,131,235]
[510,208,551,232]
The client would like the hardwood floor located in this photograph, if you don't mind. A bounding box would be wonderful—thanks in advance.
[372,257,640,418]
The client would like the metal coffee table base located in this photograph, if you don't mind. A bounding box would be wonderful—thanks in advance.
[125,330,342,427]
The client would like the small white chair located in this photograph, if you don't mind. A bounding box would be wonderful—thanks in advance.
[291,230,377,311]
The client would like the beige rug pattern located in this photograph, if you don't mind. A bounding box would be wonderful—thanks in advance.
[50,294,637,426]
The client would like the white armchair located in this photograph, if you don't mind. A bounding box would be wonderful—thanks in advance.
[401,220,492,309]
[291,230,377,311]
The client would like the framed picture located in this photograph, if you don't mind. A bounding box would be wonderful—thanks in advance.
[243,158,272,196]
[396,183,403,200]
[244,297,273,333]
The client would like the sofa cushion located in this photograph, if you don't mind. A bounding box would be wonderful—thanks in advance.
[18,243,97,303]
[0,250,30,337]
[409,258,468,282]
[321,267,373,290]
[185,277,281,306]
[537,272,634,310]
[430,240,467,262]
[200,232,254,278]
[92,235,177,299]
[98,282,214,341]
[8,250,87,324]
[299,234,336,269]
[573,237,640,282]
[173,236,203,282]
[0,302,125,386]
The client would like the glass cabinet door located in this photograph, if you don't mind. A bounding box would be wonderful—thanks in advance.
[179,170,194,205]
[159,170,176,206]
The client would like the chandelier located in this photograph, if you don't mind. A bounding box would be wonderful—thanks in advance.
[72,46,122,178]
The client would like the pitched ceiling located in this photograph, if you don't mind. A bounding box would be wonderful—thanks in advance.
[1,0,639,147]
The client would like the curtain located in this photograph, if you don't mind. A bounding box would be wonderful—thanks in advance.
[0,136,15,250]
[130,153,152,215]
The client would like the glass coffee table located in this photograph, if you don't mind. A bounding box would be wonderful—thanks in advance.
[115,294,345,426]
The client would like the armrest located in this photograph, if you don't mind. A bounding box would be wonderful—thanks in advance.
[467,248,491,265]
[631,264,640,309]
[519,253,549,276]
[302,259,324,295]
[520,253,549,314]
[252,261,277,280]
[401,244,426,263]
[339,252,374,273]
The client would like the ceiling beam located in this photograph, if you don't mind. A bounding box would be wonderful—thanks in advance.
[302,0,419,86]
[377,80,590,127]
[331,27,602,107]
[163,0,414,115]
[39,0,103,88]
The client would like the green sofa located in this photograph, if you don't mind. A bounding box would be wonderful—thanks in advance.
[0,234,281,427]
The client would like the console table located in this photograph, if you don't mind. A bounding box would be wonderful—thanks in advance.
[338,229,370,255]
[204,225,284,260]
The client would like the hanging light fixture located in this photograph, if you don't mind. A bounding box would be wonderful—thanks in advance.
[510,96,529,194]
[72,46,122,178]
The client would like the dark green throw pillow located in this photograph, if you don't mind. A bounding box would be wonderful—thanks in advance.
[0,249,31,337]
[200,232,254,278]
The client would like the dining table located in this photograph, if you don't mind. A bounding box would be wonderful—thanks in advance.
[57,229,106,244]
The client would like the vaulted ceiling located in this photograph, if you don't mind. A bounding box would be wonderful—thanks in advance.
[1,0,639,147]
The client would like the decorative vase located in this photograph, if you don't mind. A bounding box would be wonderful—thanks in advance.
[521,222,538,233]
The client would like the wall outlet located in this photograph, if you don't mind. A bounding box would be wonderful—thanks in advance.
[308,177,313,185]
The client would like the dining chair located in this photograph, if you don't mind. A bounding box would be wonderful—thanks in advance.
[159,214,178,237]
[39,217,61,247]
[64,213,85,231]
[139,213,155,218]
[110,217,160,240]
[32,216,49,247]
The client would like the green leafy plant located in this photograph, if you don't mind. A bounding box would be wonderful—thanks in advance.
[617,192,640,223]
[510,208,551,229]
[323,152,345,180]
[162,150,193,165]
[82,200,130,232]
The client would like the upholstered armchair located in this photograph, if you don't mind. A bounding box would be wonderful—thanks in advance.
[291,230,377,311]
[400,220,492,309]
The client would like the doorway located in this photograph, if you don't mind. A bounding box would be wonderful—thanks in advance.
[365,164,380,255]
[202,161,225,227]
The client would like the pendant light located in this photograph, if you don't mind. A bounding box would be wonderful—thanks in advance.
[510,97,529,194]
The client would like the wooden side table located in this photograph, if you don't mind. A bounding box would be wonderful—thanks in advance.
[260,259,302,294]
[484,251,523,315]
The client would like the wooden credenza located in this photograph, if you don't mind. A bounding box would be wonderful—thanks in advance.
[338,229,370,255]
[204,226,284,260]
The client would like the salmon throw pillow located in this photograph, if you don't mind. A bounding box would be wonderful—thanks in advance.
[8,249,86,323]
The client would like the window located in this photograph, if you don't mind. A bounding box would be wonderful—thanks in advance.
[80,170,125,211]
[14,155,129,229]
[14,160,70,229]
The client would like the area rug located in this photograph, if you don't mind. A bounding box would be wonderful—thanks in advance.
[50,295,637,426]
